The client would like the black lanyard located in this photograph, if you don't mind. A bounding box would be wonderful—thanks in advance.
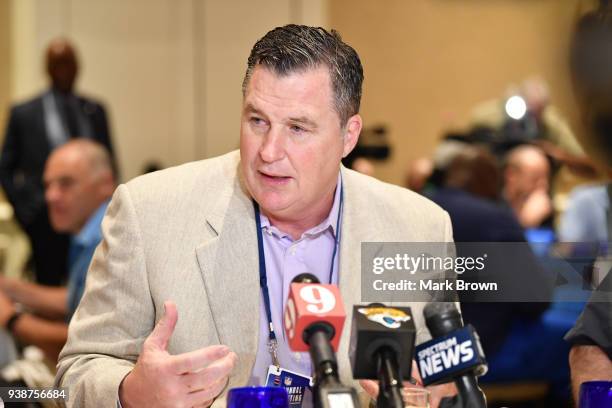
[253,178,343,366]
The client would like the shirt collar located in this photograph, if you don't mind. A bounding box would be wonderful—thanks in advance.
[259,172,342,241]
[73,200,110,247]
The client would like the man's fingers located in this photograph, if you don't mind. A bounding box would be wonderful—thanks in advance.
[360,378,428,403]
[185,376,229,407]
[411,360,423,385]
[359,379,379,398]
[427,382,458,408]
[180,352,237,391]
[146,301,179,351]
[170,345,231,375]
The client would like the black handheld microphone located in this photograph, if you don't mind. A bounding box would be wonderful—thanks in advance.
[417,302,487,408]
[349,303,416,408]
[284,273,360,408]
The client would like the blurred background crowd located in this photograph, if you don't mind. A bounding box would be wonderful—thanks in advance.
[0,0,610,407]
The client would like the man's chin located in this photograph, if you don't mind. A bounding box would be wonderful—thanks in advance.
[50,219,70,234]
[254,196,293,217]
[258,201,290,215]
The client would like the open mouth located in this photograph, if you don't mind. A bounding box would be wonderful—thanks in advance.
[258,171,291,184]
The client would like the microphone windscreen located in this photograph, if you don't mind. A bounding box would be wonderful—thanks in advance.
[424,302,463,338]
[292,273,320,284]
[423,302,457,320]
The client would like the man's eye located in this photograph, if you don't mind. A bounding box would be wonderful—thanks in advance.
[59,180,75,189]
[250,117,265,125]
[290,125,306,133]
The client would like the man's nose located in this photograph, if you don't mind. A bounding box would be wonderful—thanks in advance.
[45,184,59,204]
[259,127,286,163]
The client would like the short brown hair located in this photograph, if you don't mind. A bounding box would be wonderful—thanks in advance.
[243,25,363,125]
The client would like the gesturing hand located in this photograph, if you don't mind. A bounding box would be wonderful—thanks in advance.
[119,301,238,408]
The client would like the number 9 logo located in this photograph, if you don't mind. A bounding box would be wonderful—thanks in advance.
[299,285,336,314]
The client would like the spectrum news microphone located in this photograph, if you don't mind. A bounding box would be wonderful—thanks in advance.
[416,302,487,408]
[349,303,416,408]
[284,273,360,408]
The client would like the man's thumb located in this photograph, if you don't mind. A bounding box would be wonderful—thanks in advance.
[148,300,178,350]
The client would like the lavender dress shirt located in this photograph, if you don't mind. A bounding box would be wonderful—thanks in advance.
[249,173,342,387]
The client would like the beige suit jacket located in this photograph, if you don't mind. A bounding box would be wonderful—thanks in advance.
[55,150,452,407]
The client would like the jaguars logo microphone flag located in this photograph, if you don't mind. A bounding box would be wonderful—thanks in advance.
[349,305,416,380]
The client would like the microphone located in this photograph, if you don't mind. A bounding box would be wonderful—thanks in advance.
[416,302,487,408]
[349,303,416,408]
[284,273,360,408]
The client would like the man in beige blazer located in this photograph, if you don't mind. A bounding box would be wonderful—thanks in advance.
[56,25,454,407]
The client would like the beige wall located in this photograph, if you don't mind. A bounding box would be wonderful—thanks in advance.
[3,0,598,185]
[3,0,329,181]
[330,0,591,185]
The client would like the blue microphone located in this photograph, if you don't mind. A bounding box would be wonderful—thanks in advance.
[417,302,488,408]
[415,325,487,385]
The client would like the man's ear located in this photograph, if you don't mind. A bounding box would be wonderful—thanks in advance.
[342,114,363,158]
[98,170,116,199]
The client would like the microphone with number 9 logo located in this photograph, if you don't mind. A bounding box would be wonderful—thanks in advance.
[284,274,345,352]
[284,273,359,408]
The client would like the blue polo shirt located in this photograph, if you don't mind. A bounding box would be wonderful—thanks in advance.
[65,200,109,322]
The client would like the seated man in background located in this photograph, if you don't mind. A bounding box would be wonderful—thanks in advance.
[502,144,554,230]
[0,139,115,363]
[430,145,576,405]
[429,146,537,354]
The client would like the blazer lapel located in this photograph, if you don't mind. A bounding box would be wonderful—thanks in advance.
[337,168,398,384]
[195,167,260,388]
[336,167,377,383]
